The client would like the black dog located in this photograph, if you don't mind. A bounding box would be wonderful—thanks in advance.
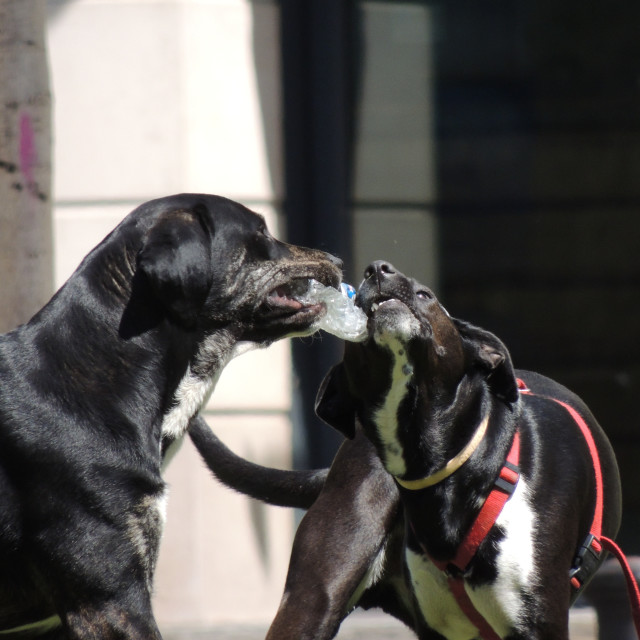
[192,261,622,640]
[0,193,341,639]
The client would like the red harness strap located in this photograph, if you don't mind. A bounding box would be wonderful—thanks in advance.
[518,379,640,639]
[432,431,521,577]
[427,379,640,640]
[447,578,503,640]
[429,431,521,640]
[518,381,604,589]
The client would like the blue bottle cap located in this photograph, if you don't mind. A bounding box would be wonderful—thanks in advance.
[340,283,356,299]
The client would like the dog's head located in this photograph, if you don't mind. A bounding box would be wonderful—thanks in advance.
[113,194,341,344]
[316,261,518,438]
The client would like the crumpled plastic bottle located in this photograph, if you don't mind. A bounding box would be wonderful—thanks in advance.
[303,280,368,342]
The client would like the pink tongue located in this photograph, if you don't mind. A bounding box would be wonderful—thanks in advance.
[270,288,304,310]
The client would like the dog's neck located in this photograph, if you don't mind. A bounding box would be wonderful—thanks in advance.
[369,336,418,477]
[367,335,482,482]
[160,332,258,457]
[363,337,517,558]
[394,413,490,490]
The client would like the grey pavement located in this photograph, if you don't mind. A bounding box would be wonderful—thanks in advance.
[163,606,597,639]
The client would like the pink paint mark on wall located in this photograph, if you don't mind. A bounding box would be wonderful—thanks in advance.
[19,112,37,185]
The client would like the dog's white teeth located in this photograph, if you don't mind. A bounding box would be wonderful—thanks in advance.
[372,302,379,312]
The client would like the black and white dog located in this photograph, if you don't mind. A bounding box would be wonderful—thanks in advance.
[0,193,341,639]
[192,260,622,640]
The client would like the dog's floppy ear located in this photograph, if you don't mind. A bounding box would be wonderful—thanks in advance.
[138,208,212,328]
[315,364,357,439]
[453,318,519,404]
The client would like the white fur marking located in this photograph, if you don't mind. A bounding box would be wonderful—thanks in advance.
[372,337,413,477]
[125,490,168,588]
[161,340,258,441]
[155,488,168,529]
[407,477,537,639]
[373,307,421,345]
[406,549,477,639]
[161,371,216,440]
[471,475,537,635]
[346,542,388,612]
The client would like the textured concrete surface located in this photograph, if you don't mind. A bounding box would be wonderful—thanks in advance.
[162,606,598,639]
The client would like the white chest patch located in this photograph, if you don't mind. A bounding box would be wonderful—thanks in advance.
[161,371,217,442]
[160,339,258,442]
[406,476,537,639]
[372,336,413,477]
[126,490,168,589]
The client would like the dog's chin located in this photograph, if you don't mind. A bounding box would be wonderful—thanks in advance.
[264,303,325,338]
[242,308,324,343]
[244,279,327,342]
[368,299,422,346]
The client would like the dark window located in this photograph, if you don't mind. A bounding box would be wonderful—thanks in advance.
[281,0,640,550]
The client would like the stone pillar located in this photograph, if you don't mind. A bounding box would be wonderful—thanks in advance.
[0,0,53,332]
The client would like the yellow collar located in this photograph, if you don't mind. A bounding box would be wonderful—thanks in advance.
[394,414,489,491]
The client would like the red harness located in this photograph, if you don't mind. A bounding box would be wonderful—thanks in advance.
[428,430,520,640]
[426,379,640,639]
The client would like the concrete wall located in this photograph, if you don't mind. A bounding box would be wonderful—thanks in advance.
[47,0,292,628]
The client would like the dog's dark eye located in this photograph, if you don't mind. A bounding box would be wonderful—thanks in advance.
[416,290,434,300]
[249,225,277,260]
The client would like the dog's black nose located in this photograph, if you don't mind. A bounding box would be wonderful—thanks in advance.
[364,260,396,282]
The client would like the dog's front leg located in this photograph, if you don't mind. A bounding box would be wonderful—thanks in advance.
[37,492,166,640]
[266,432,400,640]
[64,599,162,640]
[55,565,162,639]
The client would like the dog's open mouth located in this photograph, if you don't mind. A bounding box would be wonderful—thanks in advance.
[263,278,328,325]
[267,279,311,313]
[267,278,318,314]
[370,298,403,313]
[366,296,410,317]
[244,266,341,342]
